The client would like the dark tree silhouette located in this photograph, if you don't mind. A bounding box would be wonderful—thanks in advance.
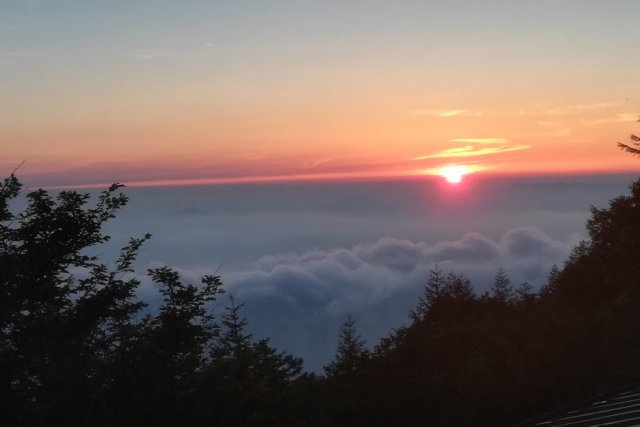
[515,280,534,301]
[206,294,304,427]
[617,117,640,156]
[325,315,369,378]
[539,264,560,295]
[0,175,148,424]
[410,266,445,322]
[491,267,514,304]
[0,174,305,426]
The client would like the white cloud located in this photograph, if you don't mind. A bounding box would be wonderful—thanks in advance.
[411,109,481,118]
[220,228,571,370]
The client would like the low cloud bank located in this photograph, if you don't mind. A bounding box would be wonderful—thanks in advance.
[210,227,574,371]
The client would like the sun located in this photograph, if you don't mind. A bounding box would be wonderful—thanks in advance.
[440,165,470,184]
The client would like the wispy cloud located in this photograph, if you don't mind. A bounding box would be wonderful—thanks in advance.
[411,140,530,160]
[128,49,172,60]
[510,128,571,138]
[543,102,621,116]
[574,102,620,109]
[0,50,49,66]
[450,138,508,145]
[582,113,638,125]
[537,120,564,127]
[0,50,48,58]
[411,109,481,118]
[518,102,621,117]
[302,158,334,169]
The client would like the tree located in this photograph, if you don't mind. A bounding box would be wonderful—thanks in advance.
[617,117,640,156]
[515,281,534,301]
[443,272,475,302]
[411,266,445,322]
[490,267,514,304]
[0,174,308,426]
[539,264,560,296]
[218,294,252,359]
[325,315,369,378]
[206,294,303,426]
[109,266,225,425]
[0,174,148,424]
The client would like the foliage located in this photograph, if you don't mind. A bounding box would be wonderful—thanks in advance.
[490,266,514,304]
[324,315,369,378]
[0,174,303,426]
[617,117,640,156]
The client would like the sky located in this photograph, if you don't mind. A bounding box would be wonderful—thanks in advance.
[1,1,640,371]
[1,0,639,187]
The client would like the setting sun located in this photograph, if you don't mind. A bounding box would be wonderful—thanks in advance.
[440,165,470,184]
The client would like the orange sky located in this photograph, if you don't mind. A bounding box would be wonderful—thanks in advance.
[1,1,639,187]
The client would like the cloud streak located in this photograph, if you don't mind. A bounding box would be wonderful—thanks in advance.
[127,49,173,60]
[411,140,530,160]
[411,109,481,118]
[583,113,638,125]
[517,102,622,117]
[509,128,571,138]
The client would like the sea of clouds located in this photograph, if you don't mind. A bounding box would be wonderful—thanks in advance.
[88,174,635,370]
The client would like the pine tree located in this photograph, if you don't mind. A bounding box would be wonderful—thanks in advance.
[217,294,252,359]
[515,281,534,301]
[540,264,560,296]
[207,294,303,426]
[444,272,475,302]
[411,266,445,322]
[491,267,514,304]
[325,315,369,378]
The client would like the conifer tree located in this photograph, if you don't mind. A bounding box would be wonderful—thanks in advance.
[490,267,514,304]
[540,264,560,296]
[411,266,445,322]
[325,315,369,378]
[443,272,475,302]
[218,294,252,357]
[207,294,303,426]
[515,281,534,301]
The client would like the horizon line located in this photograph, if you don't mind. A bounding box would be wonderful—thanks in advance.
[26,168,640,191]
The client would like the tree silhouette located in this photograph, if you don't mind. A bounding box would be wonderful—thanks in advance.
[0,175,148,424]
[515,281,534,301]
[0,174,306,426]
[325,315,369,378]
[617,117,640,156]
[207,294,304,426]
[539,264,560,296]
[490,267,514,304]
[411,266,445,322]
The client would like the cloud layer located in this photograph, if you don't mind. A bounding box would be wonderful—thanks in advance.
[219,227,571,371]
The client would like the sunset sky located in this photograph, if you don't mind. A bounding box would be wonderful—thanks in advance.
[1,0,639,187]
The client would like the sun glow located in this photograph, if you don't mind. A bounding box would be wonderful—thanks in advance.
[440,165,470,184]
